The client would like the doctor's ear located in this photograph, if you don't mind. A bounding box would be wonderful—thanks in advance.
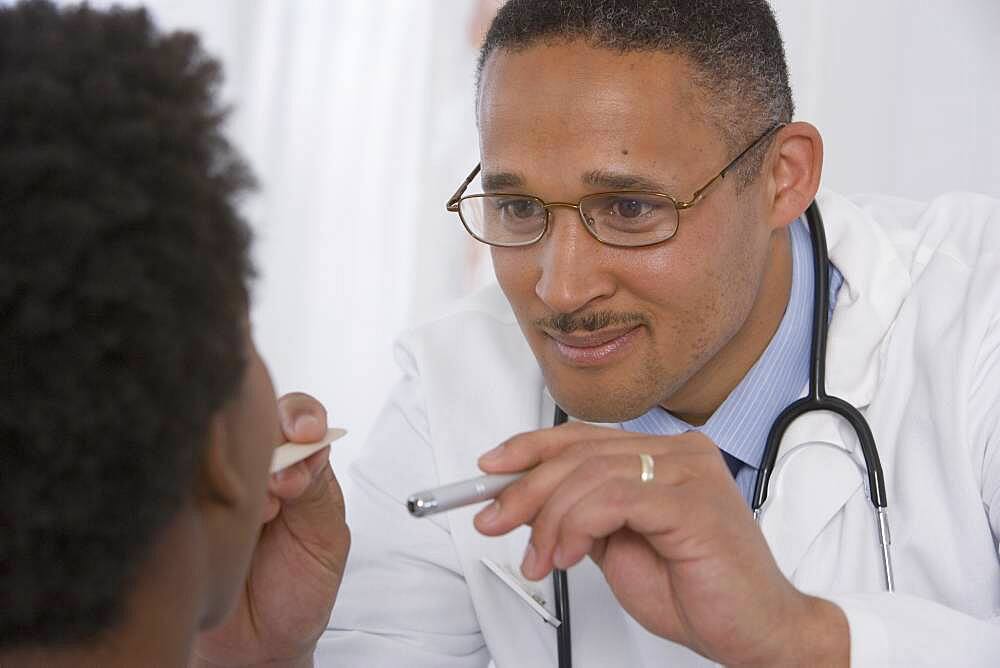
[763,121,823,228]
[197,413,252,510]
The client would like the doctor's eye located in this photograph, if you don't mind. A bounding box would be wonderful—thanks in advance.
[583,193,675,235]
[606,195,662,219]
[493,196,545,220]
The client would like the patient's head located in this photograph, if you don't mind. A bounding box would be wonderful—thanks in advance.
[0,0,278,653]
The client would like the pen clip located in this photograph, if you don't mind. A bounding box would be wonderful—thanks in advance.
[481,557,561,628]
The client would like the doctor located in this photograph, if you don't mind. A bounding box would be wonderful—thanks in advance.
[304,0,1000,665]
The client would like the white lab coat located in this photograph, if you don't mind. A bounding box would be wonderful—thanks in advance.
[317,190,1000,666]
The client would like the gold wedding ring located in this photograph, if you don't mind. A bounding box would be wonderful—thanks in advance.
[639,453,655,483]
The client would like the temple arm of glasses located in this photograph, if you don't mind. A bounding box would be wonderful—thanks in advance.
[447,163,482,211]
[676,122,787,209]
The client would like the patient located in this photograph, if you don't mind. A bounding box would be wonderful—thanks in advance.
[0,2,347,665]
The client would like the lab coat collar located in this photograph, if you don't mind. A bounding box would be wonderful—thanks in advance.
[759,191,911,577]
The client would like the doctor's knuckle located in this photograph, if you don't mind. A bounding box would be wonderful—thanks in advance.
[572,454,617,482]
[599,477,637,511]
[516,479,550,509]
[562,421,593,437]
[560,510,592,539]
[564,438,610,462]
[501,431,545,465]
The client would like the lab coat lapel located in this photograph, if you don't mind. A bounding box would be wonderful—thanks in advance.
[758,415,865,577]
[423,311,564,665]
[760,192,911,577]
[817,190,911,408]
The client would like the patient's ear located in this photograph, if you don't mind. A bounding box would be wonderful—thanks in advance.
[198,413,250,509]
[764,121,823,228]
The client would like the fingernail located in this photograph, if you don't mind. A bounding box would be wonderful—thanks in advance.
[521,542,537,578]
[293,414,320,436]
[552,546,565,569]
[478,443,505,464]
[476,501,501,526]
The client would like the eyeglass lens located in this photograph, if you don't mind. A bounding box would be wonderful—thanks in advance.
[458,192,680,247]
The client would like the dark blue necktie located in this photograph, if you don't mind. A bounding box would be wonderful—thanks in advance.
[721,450,745,479]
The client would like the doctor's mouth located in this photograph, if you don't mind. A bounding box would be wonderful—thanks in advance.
[545,325,644,366]
[534,310,651,366]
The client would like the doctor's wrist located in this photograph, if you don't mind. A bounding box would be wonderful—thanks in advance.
[763,594,849,667]
[190,652,314,668]
[265,656,313,668]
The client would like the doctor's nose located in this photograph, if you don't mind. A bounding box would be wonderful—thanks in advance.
[534,206,615,315]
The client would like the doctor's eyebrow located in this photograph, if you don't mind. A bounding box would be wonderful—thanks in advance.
[480,169,679,194]
[583,169,678,193]
[480,171,526,192]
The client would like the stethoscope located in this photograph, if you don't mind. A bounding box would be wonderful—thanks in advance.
[548,201,893,668]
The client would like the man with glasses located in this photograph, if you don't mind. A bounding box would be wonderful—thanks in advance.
[303,0,1000,665]
[447,124,784,251]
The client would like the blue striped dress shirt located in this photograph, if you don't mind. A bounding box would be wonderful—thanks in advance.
[621,217,844,505]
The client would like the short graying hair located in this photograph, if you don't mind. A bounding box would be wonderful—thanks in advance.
[476,0,794,187]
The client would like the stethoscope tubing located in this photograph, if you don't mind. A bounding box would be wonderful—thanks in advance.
[552,406,572,668]
[752,202,889,512]
[751,203,894,593]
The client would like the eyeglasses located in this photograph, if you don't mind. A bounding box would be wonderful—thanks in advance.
[446,123,785,248]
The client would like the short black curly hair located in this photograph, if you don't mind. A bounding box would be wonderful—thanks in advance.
[0,0,256,648]
[478,0,794,186]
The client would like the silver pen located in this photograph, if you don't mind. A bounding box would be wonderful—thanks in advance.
[407,472,523,517]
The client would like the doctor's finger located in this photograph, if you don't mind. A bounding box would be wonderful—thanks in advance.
[547,478,705,573]
[523,450,711,577]
[478,421,648,474]
[555,470,757,574]
[277,391,329,443]
[474,436,675,536]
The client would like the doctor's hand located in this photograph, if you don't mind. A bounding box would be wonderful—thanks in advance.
[193,392,349,668]
[474,422,848,667]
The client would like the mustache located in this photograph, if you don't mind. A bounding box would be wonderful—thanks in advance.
[532,311,648,334]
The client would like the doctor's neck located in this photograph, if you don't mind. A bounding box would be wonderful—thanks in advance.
[0,512,211,668]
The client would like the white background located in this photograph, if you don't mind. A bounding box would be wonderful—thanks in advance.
[48,0,1000,464]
